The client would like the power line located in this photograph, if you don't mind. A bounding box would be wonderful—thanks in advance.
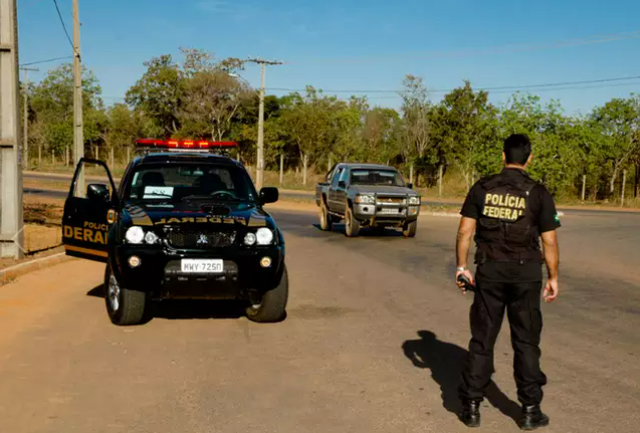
[290,30,640,65]
[324,81,640,100]
[51,0,75,53]
[268,74,640,95]
[20,55,73,66]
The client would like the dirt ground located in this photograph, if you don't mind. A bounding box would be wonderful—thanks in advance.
[0,208,638,432]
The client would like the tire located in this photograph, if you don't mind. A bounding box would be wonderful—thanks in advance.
[403,220,418,238]
[104,262,147,326]
[246,264,289,323]
[345,206,361,237]
[319,201,332,231]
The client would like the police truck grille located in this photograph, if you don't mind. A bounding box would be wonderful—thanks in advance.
[164,228,236,248]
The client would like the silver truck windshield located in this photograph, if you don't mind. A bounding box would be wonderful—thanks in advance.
[350,169,405,187]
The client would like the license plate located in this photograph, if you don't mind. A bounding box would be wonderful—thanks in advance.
[181,259,224,273]
[378,208,400,215]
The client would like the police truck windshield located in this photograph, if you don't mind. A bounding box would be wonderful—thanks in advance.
[125,164,256,203]
[350,169,405,187]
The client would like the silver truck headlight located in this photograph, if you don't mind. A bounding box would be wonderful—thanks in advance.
[408,196,420,205]
[256,228,274,245]
[125,226,145,244]
[355,194,375,204]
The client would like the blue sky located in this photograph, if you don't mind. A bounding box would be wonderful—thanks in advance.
[17,0,640,115]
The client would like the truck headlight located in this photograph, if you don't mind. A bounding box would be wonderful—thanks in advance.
[144,231,159,244]
[244,232,257,246]
[256,228,274,245]
[125,226,145,244]
[408,196,420,205]
[355,194,375,204]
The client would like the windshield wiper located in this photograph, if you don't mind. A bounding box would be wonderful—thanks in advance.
[182,195,243,202]
[141,192,174,198]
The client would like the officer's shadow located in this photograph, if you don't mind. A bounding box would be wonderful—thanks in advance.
[402,330,521,423]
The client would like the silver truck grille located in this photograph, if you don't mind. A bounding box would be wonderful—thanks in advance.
[376,196,406,205]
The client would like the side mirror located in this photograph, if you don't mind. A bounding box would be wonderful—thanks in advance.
[338,180,346,188]
[407,182,413,189]
[259,187,279,204]
[87,183,110,202]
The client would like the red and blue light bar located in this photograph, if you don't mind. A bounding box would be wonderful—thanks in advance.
[135,139,238,149]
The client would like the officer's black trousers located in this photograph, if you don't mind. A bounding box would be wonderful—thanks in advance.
[459,279,547,406]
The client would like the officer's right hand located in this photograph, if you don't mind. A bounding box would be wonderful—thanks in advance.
[455,269,475,294]
[543,278,559,303]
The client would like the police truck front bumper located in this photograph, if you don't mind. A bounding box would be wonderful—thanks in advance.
[112,244,284,300]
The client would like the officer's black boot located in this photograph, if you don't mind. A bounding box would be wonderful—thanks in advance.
[459,399,481,428]
[519,405,549,430]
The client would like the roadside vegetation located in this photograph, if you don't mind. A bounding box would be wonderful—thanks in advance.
[24,48,640,206]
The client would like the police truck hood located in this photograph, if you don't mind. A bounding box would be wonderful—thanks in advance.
[121,201,271,228]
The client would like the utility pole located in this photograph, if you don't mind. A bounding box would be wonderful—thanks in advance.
[73,0,84,195]
[244,58,283,190]
[20,66,38,169]
[0,0,24,258]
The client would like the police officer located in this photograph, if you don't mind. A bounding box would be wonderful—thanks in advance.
[455,133,560,430]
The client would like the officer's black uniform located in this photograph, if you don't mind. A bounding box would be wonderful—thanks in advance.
[458,168,560,407]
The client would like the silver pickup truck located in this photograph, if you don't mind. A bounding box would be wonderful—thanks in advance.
[315,163,421,237]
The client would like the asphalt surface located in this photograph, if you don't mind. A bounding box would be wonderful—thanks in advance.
[0,206,639,433]
[23,171,640,215]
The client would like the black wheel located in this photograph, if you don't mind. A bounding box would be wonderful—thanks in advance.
[246,264,289,323]
[104,262,148,326]
[345,207,361,237]
[319,201,332,231]
[403,220,417,238]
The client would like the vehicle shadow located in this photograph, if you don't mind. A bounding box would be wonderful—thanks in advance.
[312,223,404,237]
[402,330,520,425]
[151,300,246,320]
[86,285,245,321]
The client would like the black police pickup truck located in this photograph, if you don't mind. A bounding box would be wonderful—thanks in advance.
[62,139,287,325]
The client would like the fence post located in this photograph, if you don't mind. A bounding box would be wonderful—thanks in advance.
[126,147,131,163]
[581,175,586,201]
[635,164,639,198]
[621,170,627,207]
[65,146,69,166]
[302,154,308,186]
[328,155,332,173]
[38,145,42,167]
[279,154,284,186]
[94,145,99,160]
[438,164,443,198]
[409,163,414,184]
[110,148,115,168]
[51,149,55,166]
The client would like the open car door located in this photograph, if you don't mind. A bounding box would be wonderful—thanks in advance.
[62,158,118,262]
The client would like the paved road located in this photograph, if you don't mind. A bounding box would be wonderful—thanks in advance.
[0,207,638,432]
[23,172,640,216]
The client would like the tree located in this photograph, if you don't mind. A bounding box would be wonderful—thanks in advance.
[590,96,640,196]
[125,55,183,137]
[400,75,433,168]
[431,81,498,190]
[29,63,103,156]
[363,107,401,164]
[179,70,252,141]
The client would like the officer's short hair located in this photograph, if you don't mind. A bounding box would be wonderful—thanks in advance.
[504,134,532,165]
